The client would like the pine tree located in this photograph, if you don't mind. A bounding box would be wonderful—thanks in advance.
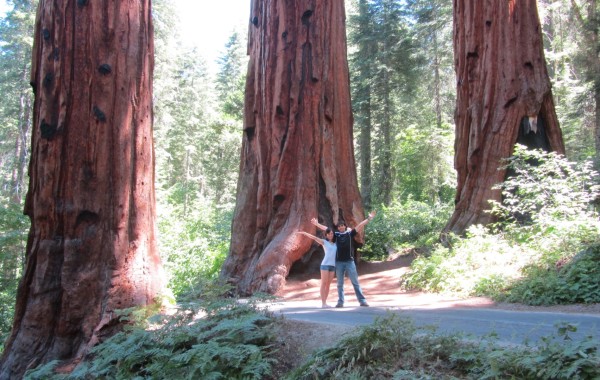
[349,0,421,206]
[0,0,36,203]
[349,0,375,209]
[216,30,247,121]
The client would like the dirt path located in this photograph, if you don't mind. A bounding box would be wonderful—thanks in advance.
[276,253,494,308]
[275,253,600,313]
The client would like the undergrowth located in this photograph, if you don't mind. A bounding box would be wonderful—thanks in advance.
[404,146,600,305]
[23,293,600,379]
[25,284,279,380]
[360,199,452,261]
[288,314,600,380]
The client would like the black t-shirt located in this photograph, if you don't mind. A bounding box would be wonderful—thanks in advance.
[335,229,357,261]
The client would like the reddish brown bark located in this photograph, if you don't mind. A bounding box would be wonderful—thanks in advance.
[220,0,366,295]
[0,1,162,378]
[445,0,565,235]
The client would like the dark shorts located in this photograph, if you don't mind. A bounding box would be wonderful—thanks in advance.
[320,265,335,272]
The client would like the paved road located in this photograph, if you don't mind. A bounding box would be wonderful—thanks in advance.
[264,300,600,346]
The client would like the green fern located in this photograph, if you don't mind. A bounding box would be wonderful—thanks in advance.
[26,297,278,380]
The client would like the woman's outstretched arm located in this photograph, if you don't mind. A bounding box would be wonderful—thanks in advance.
[296,231,324,246]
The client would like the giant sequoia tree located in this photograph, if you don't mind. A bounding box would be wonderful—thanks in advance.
[445,0,565,234]
[220,0,366,295]
[0,1,162,378]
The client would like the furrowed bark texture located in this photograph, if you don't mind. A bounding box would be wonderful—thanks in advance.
[0,1,162,378]
[445,0,565,235]
[220,0,365,295]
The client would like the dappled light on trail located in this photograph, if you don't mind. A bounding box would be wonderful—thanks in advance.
[277,254,495,310]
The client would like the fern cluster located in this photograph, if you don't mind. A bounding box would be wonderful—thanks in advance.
[452,322,600,379]
[289,314,600,379]
[288,313,463,379]
[25,297,277,380]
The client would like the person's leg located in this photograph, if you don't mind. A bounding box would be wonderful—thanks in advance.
[323,269,335,307]
[335,261,346,307]
[320,269,330,307]
[320,265,335,307]
[346,261,368,306]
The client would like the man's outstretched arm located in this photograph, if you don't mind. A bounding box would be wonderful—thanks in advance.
[354,211,376,232]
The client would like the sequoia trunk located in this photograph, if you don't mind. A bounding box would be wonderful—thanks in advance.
[0,1,162,378]
[445,0,565,235]
[220,0,366,295]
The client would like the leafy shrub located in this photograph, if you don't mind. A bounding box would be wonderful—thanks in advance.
[490,145,599,231]
[159,203,232,299]
[403,146,600,303]
[501,244,600,305]
[404,225,531,296]
[360,199,452,261]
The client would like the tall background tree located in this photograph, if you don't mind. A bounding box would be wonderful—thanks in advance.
[0,0,36,347]
[0,0,163,377]
[349,0,375,209]
[220,0,367,295]
[0,0,35,204]
[348,0,455,210]
[151,0,246,296]
[445,0,566,235]
[568,0,600,167]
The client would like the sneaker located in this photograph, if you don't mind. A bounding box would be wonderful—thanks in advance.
[360,302,370,307]
[335,303,344,308]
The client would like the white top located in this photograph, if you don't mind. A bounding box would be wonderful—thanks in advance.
[321,240,337,267]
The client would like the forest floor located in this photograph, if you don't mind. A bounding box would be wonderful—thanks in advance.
[269,251,600,374]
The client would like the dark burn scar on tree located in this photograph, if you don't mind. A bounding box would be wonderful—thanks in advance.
[43,72,54,88]
[82,163,94,182]
[273,194,285,212]
[42,28,51,40]
[245,126,255,141]
[93,106,106,122]
[301,10,313,25]
[40,119,57,140]
[75,210,99,228]
[77,0,89,7]
[98,64,112,75]
[252,16,259,27]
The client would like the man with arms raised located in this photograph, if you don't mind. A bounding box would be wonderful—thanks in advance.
[311,211,376,307]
